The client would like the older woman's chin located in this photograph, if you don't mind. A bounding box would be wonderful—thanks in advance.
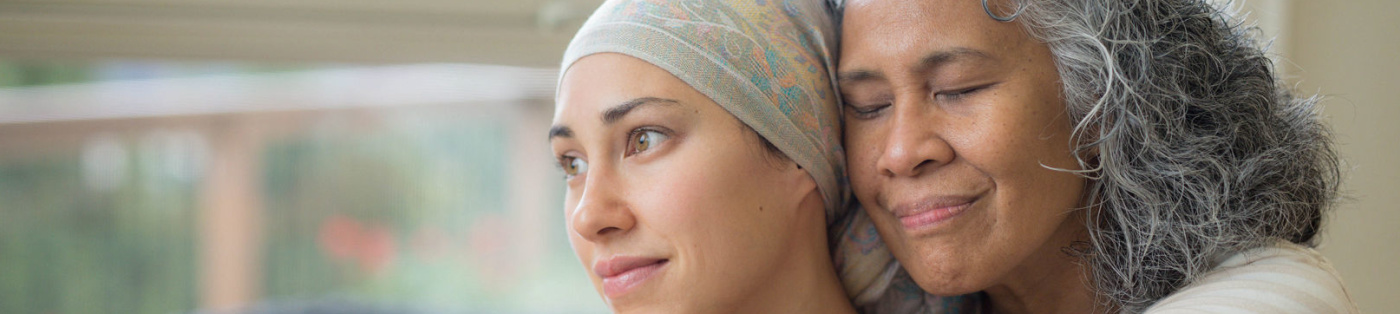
[903,269,987,296]
[889,244,994,296]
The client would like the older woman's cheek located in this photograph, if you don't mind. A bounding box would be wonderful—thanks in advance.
[844,123,885,206]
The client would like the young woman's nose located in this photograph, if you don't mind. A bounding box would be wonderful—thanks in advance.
[569,171,636,243]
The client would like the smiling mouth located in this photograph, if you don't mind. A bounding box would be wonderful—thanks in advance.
[595,257,669,298]
[893,196,977,232]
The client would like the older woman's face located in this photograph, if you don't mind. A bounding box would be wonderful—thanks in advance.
[838,0,1087,295]
[551,53,820,312]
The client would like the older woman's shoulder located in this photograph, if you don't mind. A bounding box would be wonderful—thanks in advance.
[1145,240,1359,314]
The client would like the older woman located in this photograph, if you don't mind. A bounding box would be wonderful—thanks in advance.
[834,0,1356,313]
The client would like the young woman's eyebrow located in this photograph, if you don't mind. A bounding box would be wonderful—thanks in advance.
[547,97,681,142]
[548,125,573,141]
[602,97,680,124]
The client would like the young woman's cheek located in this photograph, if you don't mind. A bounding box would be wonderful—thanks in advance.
[626,153,713,234]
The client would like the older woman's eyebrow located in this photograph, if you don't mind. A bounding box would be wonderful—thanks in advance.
[837,70,883,86]
[602,97,680,124]
[838,48,995,86]
[916,47,996,71]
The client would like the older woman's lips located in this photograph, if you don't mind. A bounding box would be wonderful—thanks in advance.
[893,196,975,231]
[594,256,669,298]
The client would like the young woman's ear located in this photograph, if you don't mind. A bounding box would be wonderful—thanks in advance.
[780,161,819,204]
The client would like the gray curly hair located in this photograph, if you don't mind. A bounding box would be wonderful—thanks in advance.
[832,0,1342,311]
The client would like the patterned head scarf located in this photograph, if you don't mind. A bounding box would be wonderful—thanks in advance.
[558,0,900,306]
[560,0,844,217]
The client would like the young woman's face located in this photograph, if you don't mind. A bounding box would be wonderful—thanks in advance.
[837,0,1087,296]
[550,53,821,312]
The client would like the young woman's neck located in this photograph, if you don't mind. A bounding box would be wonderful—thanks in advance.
[733,194,856,314]
[767,243,858,314]
[983,211,1103,314]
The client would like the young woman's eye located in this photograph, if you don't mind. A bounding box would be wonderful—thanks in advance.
[626,129,669,156]
[558,155,588,179]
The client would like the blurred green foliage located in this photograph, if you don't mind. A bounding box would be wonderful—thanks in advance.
[0,145,199,313]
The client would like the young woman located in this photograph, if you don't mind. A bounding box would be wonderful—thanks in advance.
[547,0,904,312]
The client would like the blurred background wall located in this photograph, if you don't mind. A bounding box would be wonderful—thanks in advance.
[1222,0,1400,311]
[1286,0,1400,311]
[0,0,1394,313]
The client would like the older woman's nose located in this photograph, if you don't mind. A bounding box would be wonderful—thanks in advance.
[876,102,954,178]
[569,172,636,243]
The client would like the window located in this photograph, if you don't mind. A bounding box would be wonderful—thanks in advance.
[0,61,604,313]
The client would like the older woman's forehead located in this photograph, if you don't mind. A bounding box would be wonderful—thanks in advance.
[839,0,1028,72]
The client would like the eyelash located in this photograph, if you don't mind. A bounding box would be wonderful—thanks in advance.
[846,84,995,120]
[553,126,672,181]
[934,84,991,102]
[625,127,671,157]
[848,104,889,120]
[556,154,586,180]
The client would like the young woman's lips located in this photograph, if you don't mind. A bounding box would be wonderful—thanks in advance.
[892,196,976,232]
[594,256,669,298]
